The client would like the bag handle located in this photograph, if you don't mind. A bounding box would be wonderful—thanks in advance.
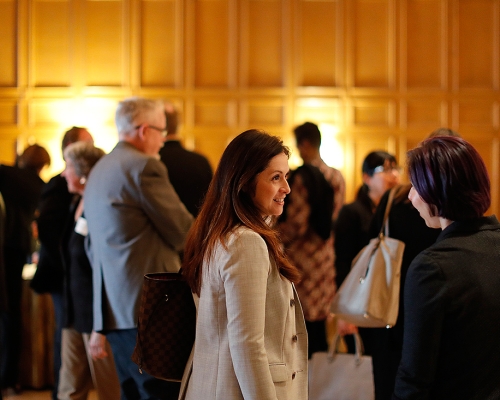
[380,186,399,238]
[327,333,365,366]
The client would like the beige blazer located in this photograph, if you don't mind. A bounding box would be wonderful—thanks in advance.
[183,227,308,400]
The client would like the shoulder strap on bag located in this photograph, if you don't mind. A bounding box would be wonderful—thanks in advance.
[380,186,398,237]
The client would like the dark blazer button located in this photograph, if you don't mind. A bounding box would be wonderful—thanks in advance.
[292,335,298,342]
[292,372,296,379]
[290,299,295,307]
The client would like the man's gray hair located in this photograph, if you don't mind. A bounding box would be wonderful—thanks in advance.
[115,97,164,138]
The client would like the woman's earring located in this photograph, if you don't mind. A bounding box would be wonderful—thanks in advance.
[80,176,87,185]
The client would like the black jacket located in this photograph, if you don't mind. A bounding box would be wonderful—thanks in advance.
[31,174,74,294]
[159,140,212,217]
[393,216,500,400]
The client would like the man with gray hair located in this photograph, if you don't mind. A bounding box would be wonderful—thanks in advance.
[84,97,193,399]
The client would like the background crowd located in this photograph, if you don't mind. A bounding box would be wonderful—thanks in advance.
[1,97,499,400]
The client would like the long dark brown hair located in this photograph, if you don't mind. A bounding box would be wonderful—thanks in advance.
[182,129,301,295]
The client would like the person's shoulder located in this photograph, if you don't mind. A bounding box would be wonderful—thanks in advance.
[228,226,266,247]
[339,200,363,216]
[40,173,69,198]
[163,143,209,162]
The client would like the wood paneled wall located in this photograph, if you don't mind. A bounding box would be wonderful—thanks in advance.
[1,0,500,212]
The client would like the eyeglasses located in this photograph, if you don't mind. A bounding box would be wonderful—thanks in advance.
[135,124,168,138]
[373,165,401,174]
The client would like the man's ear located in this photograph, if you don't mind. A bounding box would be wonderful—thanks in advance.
[136,125,147,141]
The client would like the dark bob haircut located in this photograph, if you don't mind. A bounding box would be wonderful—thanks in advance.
[407,136,490,221]
[362,151,397,177]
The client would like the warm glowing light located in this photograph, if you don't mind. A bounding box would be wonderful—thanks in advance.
[36,97,119,180]
[318,123,344,170]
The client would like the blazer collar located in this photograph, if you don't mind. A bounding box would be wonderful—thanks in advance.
[436,215,500,243]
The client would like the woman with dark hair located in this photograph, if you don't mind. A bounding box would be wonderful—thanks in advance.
[393,136,500,399]
[278,164,335,359]
[334,150,400,353]
[181,129,307,400]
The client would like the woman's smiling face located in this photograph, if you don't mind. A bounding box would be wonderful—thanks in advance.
[251,152,291,217]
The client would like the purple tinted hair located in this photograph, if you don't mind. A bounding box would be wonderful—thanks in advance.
[407,136,490,220]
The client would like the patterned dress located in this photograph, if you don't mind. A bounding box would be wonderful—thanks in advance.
[279,172,336,322]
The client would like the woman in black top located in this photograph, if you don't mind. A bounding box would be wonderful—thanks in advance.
[59,141,120,400]
[334,150,400,354]
[393,136,500,399]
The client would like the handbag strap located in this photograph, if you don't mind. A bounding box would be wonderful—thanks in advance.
[178,292,199,400]
[327,333,365,366]
[380,186,398,238]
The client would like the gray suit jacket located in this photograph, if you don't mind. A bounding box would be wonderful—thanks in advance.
[84,141,193,331]
[184,227,308,400]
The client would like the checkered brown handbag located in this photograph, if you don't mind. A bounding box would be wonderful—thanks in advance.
[131,272,196,382]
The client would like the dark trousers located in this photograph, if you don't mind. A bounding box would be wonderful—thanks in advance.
[50,291,64,400]
[305,319,328,359]
[0,250,25,389]
[106,328,180,400]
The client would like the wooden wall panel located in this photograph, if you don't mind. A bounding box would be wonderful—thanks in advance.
[457,0,495,88]
[84,0,124,86]
[352,0,392,87]
[194,99,235,126]
[469,139,494,188]
[247,0,283,86]
[352,100,395,127]
[406,0,443,88]
[32,0,71,87]
[294,98,342,126]
[141,0,178,87]
[297,0,338,87]
[457,101,496,128]
[0,101,18,126]
[29,99,74,126]
[0,135,17,165]
[405,99,444,127]
[245,99,285,126]
[191,127,233,168]
[194,0,229,87]
[1,0,500,213]
[0,0,17,87]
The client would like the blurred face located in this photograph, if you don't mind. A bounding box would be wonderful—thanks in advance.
[62,159,84,195]
[408,186,441,228]
[364,160,400,204]
[252,152,291,217]
[296,141,315,164]
[140,111,167,156]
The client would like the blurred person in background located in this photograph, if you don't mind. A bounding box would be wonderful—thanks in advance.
[334,150,400,355]
[0,144,50,394]
[293,122,345,223]
[278,164,335,359]
[159,102,213,218]
[31,126,94,400]
[58,141,120,400]
[369,127,459,399]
